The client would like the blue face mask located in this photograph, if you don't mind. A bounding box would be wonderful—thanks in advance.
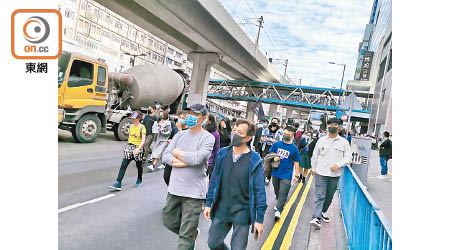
[179,119,186,125]
[202,120,207,127]
[185,115,198,128]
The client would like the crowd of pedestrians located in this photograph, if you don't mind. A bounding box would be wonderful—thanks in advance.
[105,100,393,249]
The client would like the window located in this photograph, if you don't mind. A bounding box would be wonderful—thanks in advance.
[383,33,392,49]
[68,60,94,87]
[387,49,392,72]
[80,1,86,11]
[377,57,387,82]
[58,52,71,87]
[176,52,182,58]
[65,9,75,19]
[97,66,107,88]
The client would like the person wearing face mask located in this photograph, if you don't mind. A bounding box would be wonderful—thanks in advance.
[218,118,231,148]
[310,118,352,229]
[268,126,301,221]
[143,105,157,164]
[376,131,392,180]
[148,112,171,171]
[261,121,281,185]
[298,131,314,183]
[109,111,146,191]
[204,119,267,249]
[161,104,215,250]
[176,111,189,131]
[252,120,265,156]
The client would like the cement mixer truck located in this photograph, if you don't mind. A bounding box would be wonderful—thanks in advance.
[58,51,187,143]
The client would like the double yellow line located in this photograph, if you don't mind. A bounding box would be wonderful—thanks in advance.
[261,175,314,250]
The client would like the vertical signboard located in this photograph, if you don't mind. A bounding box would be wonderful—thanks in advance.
[359,51,374,81]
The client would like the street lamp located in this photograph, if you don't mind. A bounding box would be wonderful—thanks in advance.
[329,62,346,105]
[125,52,147,66]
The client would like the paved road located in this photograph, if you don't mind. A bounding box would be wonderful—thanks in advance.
[58,130,317,250]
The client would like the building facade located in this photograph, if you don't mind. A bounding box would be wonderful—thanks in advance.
[58,0,232,81]
[350,0,392,138]
[59,0,246,117]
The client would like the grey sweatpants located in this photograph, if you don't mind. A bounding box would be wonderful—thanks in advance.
[312,173,340,219]
[163,193,203,250]
[272,176,291,212]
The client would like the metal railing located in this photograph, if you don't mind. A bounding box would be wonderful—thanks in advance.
[339,166,392,250]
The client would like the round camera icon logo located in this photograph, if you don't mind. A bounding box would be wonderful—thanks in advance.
[23,16,50,44]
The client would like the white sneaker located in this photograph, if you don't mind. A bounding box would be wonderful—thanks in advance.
[274,206,278,211]
[157,164,165,170]
[147,165,154,171]
[321,212,330,223]
[274,210,281,221]
[376,175,386,180]
[310,217,321,228]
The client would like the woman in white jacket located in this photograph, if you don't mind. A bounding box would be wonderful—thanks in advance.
[148,112,172,171]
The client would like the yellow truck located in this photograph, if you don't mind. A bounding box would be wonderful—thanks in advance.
[58,51,186,143]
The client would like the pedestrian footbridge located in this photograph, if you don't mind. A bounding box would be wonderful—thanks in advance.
[206,79,372,114]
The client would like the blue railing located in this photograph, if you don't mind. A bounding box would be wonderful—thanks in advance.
[339,166,392,250]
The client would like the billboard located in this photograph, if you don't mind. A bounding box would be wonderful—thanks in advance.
[359,51,374,81]
[309,110,327,126]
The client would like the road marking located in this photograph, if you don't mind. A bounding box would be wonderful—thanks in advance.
[58,194,115,214]
[262,180,304,249]
[280,175,313,249]
[262,174,312,250]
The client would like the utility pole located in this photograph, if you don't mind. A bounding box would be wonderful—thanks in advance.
[125,52,146,67]
[255,16,264,48]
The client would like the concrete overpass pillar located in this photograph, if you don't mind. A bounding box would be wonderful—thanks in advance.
[268,104,278,119]
[286,107,294,119]
[246,101,256,122]
[187,52,220,106]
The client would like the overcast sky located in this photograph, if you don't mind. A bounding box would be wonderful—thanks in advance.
[218,0,373,89]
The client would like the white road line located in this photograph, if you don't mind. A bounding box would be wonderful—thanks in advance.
[58,194,116,214]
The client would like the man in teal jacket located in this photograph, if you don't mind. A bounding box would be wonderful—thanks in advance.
[204,119,267,250]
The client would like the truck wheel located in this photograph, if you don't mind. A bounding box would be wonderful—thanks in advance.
[114,118,132,141]
[72,114,101,143]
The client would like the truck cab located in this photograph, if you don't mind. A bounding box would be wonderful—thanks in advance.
[58,51,108,143]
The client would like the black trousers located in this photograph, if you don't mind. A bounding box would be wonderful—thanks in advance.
[116,158,143,182]
[163,164,172,186]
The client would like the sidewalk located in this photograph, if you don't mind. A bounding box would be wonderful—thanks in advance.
[366,149,392,223]
[306,192,348,250]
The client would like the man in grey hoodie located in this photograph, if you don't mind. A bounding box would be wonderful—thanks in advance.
[161,104,215,250]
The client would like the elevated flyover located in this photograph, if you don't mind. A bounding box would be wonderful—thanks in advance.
[93,0,284,105]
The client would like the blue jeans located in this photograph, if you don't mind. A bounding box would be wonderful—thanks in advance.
[207,217,250,250]
[380,157,388,175]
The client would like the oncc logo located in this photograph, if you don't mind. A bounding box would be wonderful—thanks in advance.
[23,16,50,44]
[11,9,61,59]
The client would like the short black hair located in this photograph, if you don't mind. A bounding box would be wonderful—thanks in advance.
[293,123,299,128]
[383,131,390,137]
[327,117,341,125]
[285,126,296,133]
[233,119,256,137]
